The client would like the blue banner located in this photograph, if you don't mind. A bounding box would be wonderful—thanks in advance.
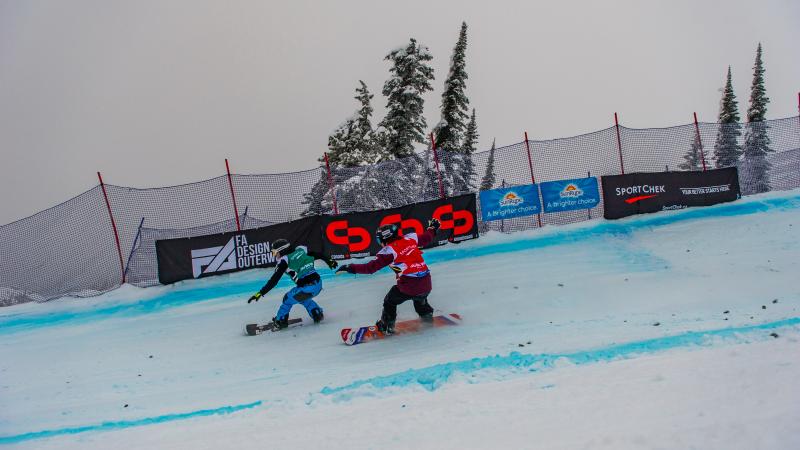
[540,177,600,213]
[479,184,541,221]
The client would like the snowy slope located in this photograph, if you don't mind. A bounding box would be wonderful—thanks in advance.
[1,190,799,449]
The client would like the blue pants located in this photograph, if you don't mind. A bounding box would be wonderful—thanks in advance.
[276,280,323,320]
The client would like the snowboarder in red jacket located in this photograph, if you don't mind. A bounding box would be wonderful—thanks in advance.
[336,218,440,334]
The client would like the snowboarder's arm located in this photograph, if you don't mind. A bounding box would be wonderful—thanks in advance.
[415,218,440,248]
[257,259,288,296]
[308,250,338,269]
[346,251,394,275]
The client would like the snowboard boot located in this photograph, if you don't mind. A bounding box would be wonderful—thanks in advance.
[375,318,396,335]
[271,316,289,330]
[419,312,434,323]
[310,308,324,324]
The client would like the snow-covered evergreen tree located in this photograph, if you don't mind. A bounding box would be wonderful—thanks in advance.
[678,133,704,171]
[301,168,334,216]
[740,43,772,194]
[451,108,478,194]
[435,22,470,155]
[353,81,378,164]
[378,38,435,160]
[712,67,742,168]
[480,139,497,191]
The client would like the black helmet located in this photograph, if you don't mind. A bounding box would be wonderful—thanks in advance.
[271,238,291,257]
[375,223,400,245]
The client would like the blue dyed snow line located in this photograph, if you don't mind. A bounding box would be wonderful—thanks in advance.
[0,400,262,445]
[320,317,800,398]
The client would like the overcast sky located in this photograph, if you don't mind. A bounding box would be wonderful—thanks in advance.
[1,0,798,225]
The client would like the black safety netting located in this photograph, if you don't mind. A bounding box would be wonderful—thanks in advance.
[1,116,798,305]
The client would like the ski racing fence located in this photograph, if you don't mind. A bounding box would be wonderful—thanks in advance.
[1,116,799,306]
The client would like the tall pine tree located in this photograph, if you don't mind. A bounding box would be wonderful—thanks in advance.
[741,43,772,194]
[480,138,497,191]
[378,38,435,160]
[478,139,497,233]
[375,38,435,207]
[678,133,704,171]
[452,108,478,194]
[435,22,470,154]
[712,67,742,168]
[353,80,378,164]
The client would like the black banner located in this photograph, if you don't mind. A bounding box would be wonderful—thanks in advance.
[156,216,323,284]
[322,194,479,260]
[601,167,740,220]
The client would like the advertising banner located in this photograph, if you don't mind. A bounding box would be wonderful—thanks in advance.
[540,177,600,213]
[601,167,740,220]
[322,194,479,260]
[478,184,541,222]
[156,216,323,284]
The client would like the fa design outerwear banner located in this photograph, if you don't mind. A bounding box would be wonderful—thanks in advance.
[601,167,740,220]
[322,194,479,260]
[156,216,323,284]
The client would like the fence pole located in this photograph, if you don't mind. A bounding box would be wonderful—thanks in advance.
[693,112,707,171]
[324,152,339,215]
[614,112,625,174]
[97,172,126,284]
[225,159,241,231]
[431,133,445,199]
[523,132,542,228]
[587,171,592,220]
[123,217,145,280]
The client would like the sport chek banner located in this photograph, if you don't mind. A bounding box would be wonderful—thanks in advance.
[156,216,323,284]
[322,194,479,260]
[601,167,740,220]
[479,184,541,222]
[540,177,600,213]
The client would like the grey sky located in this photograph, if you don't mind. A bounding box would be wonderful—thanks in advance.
[1,0,798,225]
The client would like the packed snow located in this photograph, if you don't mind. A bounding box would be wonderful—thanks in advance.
[1,190,799,449]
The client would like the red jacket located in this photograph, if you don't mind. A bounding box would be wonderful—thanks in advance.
[349,229,435,296]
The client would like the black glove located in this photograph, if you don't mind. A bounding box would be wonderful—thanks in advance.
[428,218,441,231]
[336,264,354,275]
[247,292,262,304]
[326,259,338,270]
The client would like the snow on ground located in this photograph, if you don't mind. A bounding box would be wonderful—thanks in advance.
[1,190,799,449]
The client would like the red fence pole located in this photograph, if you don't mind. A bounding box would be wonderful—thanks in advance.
[693,112,707,171]
[523,132,542,228]
[324,152,339,215]
[614,112,625,174]
[97,172,126,284]
[431,133,445,199]
[225,159,241,231]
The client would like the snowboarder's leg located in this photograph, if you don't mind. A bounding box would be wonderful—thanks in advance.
[295,280,324,322]
[412,294,434,321]
[276,287,301,320]
[377,286,410,334]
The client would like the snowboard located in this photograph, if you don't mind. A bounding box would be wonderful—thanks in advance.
[245,318,303,336]
[340,313,462,346]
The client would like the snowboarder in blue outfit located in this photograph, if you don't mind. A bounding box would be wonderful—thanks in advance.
[247,238,337,329]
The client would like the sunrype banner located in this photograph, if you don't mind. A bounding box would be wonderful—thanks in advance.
[322,193,479,260]
[479,184,541,222]
[540,177,600,213]
[601,167,740,220]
